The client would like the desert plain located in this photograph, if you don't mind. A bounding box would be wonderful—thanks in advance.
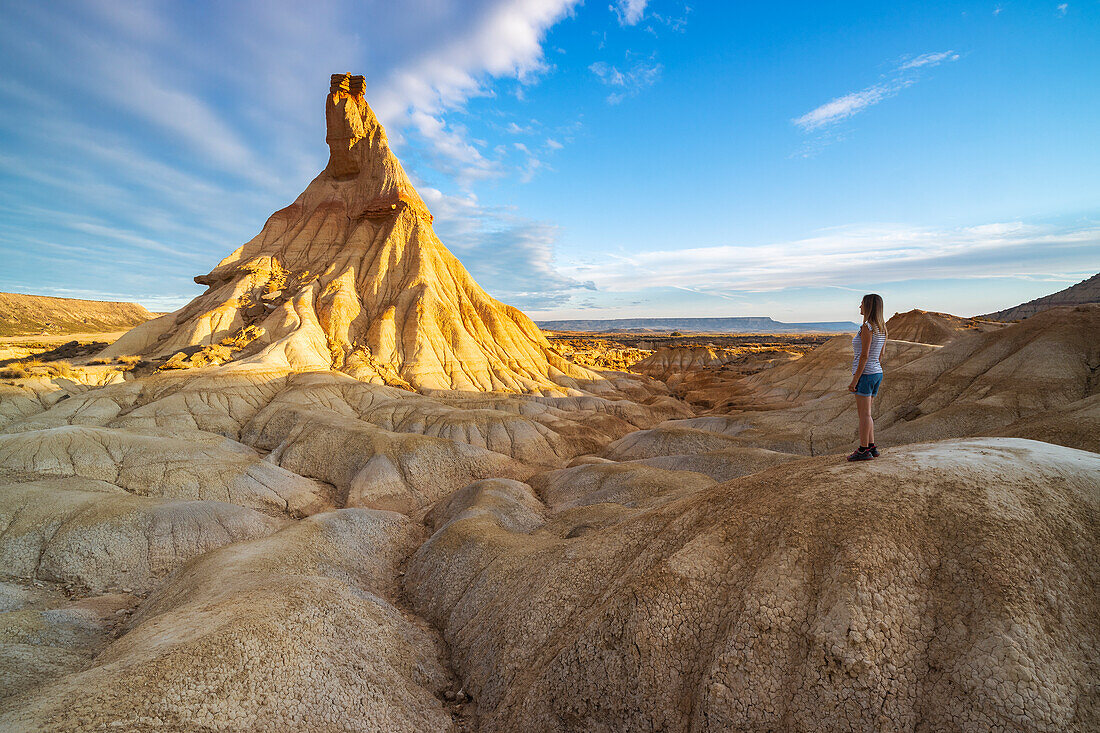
[0,74,1097,732]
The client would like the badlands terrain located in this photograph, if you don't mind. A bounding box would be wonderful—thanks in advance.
[0,292,156,339]
[0,75,1097,732]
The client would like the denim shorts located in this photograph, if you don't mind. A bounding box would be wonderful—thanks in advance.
[855,372,883,396]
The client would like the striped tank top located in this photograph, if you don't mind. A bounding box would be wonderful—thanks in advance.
[852,324,885,375]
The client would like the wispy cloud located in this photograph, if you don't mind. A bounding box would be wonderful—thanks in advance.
[558,221,1100,296]
[1057,3,1068,16]
[589,55,662,103]
[649,5,691,33]
[0,0,589,307]
[419,186,595,308]
[365,0,582,182]
[793,50,960,132]
[409,111,500,183]
[898,50,960,70]
[1,0,583,190]
[792,86,896,132]
[611,0,648,26]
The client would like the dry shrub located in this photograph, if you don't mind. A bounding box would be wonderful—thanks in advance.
[41,360,79,379]
[0,365,29,379]
[0,358,81,380]
[264,260,289,294]
[88,358,112,365]
[115,355,143,365]
[220,325,263,350]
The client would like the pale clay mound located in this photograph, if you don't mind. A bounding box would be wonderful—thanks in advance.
[406,439,1100,732]
[0,74,1098,732]
[0,478,283,593]
[0,368,688,516]
[1,510,456,732]
[98,73,605,395]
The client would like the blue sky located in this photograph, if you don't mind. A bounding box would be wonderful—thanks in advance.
[1,0,1097,322]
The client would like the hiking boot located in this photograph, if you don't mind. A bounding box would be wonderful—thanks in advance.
[847,447,873,462]
[869,444,880,457]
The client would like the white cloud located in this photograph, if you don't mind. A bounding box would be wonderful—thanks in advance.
[649,6,691,33]
[589,56,662,103]
[0,0,588,307]
[1057,3,1068,16]
[418,186,595,308]
[611,0,648,26]
[792,85,895,131]
[546,137,564,149]
[898,50,960,70]
[409,110,500,182]
[794,50,959,132]
[589,62,625,86]
[558,221,1100,296]
[361,0,581,179]
[2,0,581,187]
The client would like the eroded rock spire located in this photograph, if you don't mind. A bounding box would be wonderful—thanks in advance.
[100,74,603,394]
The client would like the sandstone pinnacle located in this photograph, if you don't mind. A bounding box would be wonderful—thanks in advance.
[99,73,602,395]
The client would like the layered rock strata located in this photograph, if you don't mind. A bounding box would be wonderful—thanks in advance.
[99,73,604,395]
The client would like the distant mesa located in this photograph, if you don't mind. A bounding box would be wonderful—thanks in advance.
[536,317,859,334]
[981,272,1100,321]
[98,73,603,395]
[0,292,156,338]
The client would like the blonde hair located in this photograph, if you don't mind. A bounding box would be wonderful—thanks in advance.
[862,293,888,337]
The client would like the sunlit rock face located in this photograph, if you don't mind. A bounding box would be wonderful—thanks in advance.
[884,308,1005,345]
[98,72,609,396]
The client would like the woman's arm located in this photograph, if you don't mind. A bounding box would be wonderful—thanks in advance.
[848,323,872,392]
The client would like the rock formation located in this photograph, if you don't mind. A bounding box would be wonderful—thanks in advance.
[884,309,1004,345]
[981,272,1100,321]
[0,74,1097,733]
[645,304,1100,457]
[406,438,1100,732]
[631,345,739,379]
[1,510,457,731]
[0,292,155,338]
[547,335,651,371]
[99,73,602,395]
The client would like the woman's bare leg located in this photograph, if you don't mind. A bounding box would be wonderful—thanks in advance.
[855,394,873,446]
[868,396,875,445]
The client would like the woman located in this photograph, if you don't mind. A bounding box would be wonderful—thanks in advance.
[847,293,887,461]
